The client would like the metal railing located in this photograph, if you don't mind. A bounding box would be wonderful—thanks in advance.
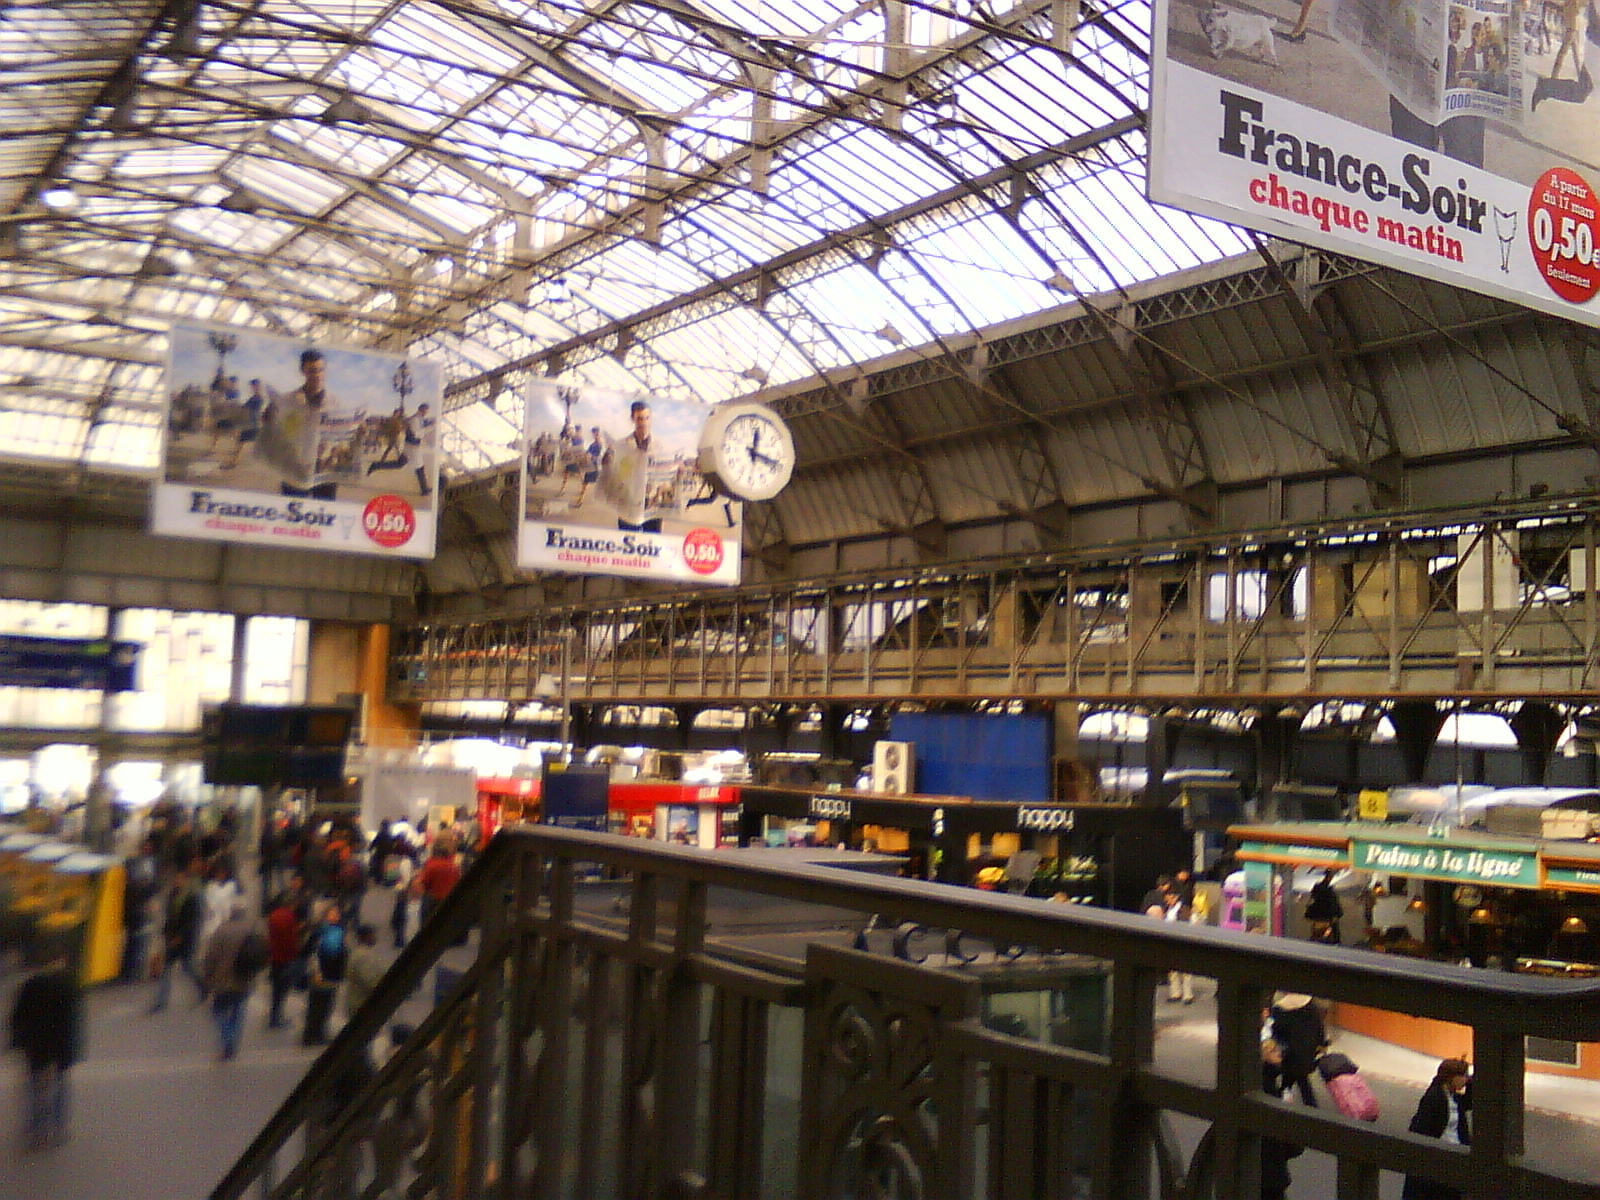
[211,828,1600,1200]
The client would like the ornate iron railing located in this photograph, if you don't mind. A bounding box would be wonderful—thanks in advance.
[210,827,1600,1200]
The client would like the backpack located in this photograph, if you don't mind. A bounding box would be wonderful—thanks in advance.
[1324,1069,1379,1121]
[1316,1051,1359,1081]
[233,929,270,980]
[338,858,365,893]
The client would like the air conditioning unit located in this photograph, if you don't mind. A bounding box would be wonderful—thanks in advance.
[871,741,915,794]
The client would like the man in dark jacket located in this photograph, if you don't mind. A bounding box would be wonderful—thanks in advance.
[119,836,161,983]
[1269,992,1327,1106]
[1306,868,1344,943]
[9,949,84,1149]
[1403,1057,1472,1200]
[150,861,202,1012]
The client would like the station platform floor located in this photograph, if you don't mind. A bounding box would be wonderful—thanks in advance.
[4,923,1599,1199]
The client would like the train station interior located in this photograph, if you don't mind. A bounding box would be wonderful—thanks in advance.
[3,0,1600,1197]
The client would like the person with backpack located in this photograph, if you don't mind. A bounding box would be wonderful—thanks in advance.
[302,903,348,1046]
[199,900,266,1061]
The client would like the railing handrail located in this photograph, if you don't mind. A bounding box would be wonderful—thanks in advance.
[209,833,511,1200]
[211,826,1600,1200]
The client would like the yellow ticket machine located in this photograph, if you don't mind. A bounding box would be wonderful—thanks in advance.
[52,852,124,985]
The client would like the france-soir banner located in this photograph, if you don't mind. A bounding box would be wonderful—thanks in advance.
[517,380,742,585]
[154,323,441,559]
[1150,0,1600,326]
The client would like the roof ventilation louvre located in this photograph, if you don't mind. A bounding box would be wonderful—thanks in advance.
[218,188,262,214]
[321,93,371,124]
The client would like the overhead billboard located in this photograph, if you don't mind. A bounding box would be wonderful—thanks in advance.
[1150,0,1600,326]
[154,323,441,558]
[518,380,741,584]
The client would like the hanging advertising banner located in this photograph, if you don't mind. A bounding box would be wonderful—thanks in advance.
[153,323,441,558]
[1149,0,1600,327]
[517,379,741,584]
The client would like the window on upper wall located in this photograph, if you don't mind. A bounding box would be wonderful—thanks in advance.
[241,616,310,705]
[105,609,236,732]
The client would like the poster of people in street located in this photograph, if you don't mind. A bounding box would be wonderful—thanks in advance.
[518,379,742,585]
[1150,0,1600,325]
[153,323,441,559]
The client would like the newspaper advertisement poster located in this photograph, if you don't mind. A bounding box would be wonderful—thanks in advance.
[153,323,441,558]
[517,380,741,584]
[1150,0,1600,326]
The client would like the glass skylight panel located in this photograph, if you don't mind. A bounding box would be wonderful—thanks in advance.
[382,4,525,79]
[0,410,86,461]
[593,33,724,108]
[798,127,948,212]
[278,0,391,38]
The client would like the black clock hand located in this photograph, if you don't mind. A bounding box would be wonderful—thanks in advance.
[746,446,780,467]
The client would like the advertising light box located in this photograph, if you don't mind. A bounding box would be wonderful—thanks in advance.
[1150,0,1600,326]
[155,322,442,559]
[517,380,741,585]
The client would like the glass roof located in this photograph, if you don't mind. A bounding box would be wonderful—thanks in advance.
[0,0,1252,477]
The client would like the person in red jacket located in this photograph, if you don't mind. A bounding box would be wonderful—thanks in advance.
[412,842,461,930]
[264,890,303,1029]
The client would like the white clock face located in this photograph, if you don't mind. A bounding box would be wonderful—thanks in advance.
[713,410,793,499]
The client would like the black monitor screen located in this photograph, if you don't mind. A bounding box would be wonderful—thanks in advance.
[283,746,348,786]
[203,747,288,786]
[218,705,290,741]
[294,708,355,747]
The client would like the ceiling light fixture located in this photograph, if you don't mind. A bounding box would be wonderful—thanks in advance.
[875,323,903,345]
[1044,271,1074,293]
[739,366,769,384]
[1561,914,1590,934]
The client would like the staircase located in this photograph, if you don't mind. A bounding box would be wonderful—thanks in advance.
[210,827,1600,1200]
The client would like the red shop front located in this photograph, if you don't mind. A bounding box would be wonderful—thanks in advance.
[608,781,739,848]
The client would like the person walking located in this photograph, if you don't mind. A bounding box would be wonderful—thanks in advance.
[413,841,462,931]
[1403,1058,1473,1200]
[343,923,385,1021]
[1163,887,1195,1003]
[151,861,203,1012]
[198,859,244,956]
[199,900,264,1061]
[302,903,347,1046]
[1259,1038,1299,1200]
[264,890,303,1030]
[8,948,84,1149]
[1269,991,1327,1106]
[1306,868,1344,944]
[118,835,161,984]
[386,841,415,949]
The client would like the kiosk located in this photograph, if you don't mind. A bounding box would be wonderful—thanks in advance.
[738,786,1190,911]
[1231,820,1600,1080]
[610,781,739,847]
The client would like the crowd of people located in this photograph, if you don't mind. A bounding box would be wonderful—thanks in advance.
[7,801,468,1151]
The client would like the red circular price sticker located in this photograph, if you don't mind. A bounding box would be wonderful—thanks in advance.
[1528,167,1600,303]
[682,527,724,576]
[362,494,416,549]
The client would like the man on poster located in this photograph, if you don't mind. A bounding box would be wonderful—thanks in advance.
[270,349,340,501]
[602,399,666,533]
